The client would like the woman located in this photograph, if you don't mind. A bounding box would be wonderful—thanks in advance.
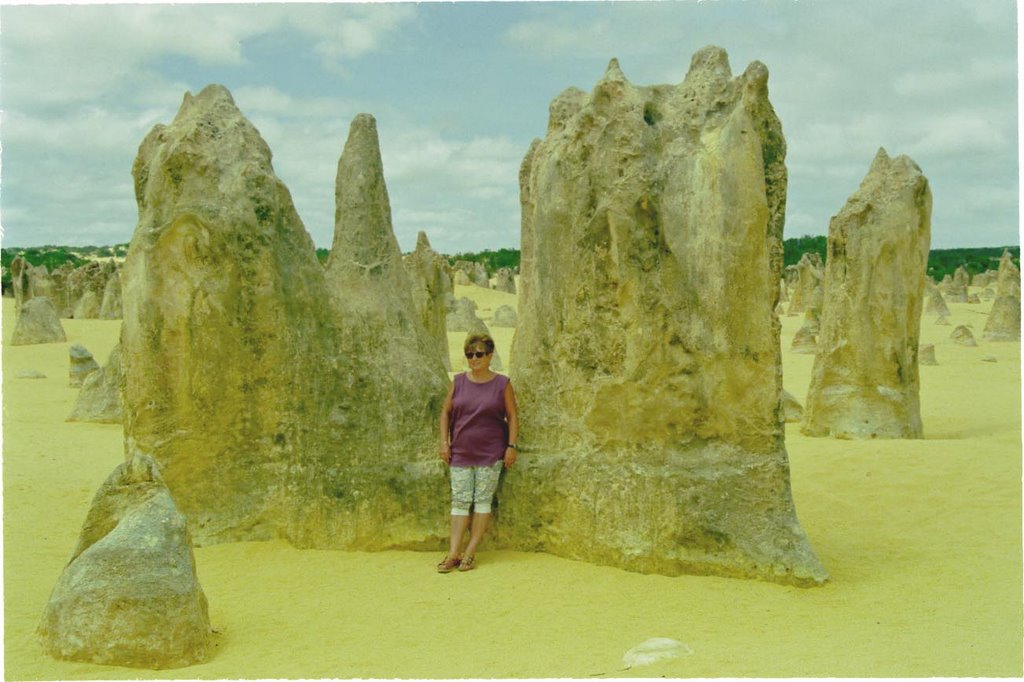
[437,333,518,572]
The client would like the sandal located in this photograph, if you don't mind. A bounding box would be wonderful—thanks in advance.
[437,555,461,573]
[458,555,476,572]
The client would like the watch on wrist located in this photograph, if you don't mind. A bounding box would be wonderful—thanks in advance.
[507,443,517,449]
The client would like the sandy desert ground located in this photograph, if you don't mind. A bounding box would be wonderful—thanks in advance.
[3,284,1021,679]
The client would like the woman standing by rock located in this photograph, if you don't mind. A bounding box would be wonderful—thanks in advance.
[437,333,518,572]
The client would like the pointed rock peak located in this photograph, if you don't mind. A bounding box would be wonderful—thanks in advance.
[341,113,384,170]
[349,112,379,137]
[685,45,732,84]
[416,231,432,252]
[180,84,237,112]
[741,60,769,93]
[870,147,924,178]
[866,147,893,175]
[602,57,627,83]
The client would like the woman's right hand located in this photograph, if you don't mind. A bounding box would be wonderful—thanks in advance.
[439,443,451,464]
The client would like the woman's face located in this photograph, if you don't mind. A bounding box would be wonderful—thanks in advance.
[465,344,493,371]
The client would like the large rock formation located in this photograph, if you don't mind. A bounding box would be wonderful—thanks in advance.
[802,149,931,439]
[404,231,453,371]
[453,260,489,288]
[924,286,951,316]
[790,325,818,354]
[446,296,486,332]
[38,454,211,669]
[941,265,969,303]
[506,48,826,585]
[781,390,804,423]
[494,267,517,294]
[72,290,101,319]
[67,344,123,424]
[982,250,1020,341]
[305,112,450,548]
[121,85,344,543]
[919,343,937,365]
[10,255,30,311]
[786,252,823,316]
[11,296,67,345]
[66,261,116,318]
[68,344,101,387]
[492,304,518,328]
[121,88,448,549]
[951,325,978,347]
[971,269,996,288]
[99,268,123,319]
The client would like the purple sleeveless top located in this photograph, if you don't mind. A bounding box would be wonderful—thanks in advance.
[449,372,510,467]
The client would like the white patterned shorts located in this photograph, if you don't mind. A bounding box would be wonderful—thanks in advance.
[449,461,504,516]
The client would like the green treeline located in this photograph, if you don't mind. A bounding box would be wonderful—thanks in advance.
[927,246,1019,282]
[2,239,1018,288]
[446,247,520,275]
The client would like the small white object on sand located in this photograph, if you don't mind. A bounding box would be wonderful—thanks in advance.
[622,637,692,668]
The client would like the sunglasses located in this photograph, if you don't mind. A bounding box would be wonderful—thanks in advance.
[465,351,491,359]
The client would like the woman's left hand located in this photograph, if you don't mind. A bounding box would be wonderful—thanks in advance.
[504,447,517,468]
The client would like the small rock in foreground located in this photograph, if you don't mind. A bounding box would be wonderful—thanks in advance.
[623,638,693,668]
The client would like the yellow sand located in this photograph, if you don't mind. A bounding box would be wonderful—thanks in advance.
[4,289,1021,679]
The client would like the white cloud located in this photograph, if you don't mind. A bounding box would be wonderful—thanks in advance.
[1,4,419,107]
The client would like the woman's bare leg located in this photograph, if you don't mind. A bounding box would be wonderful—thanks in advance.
[448,514,471,559]
[463,512,490,557]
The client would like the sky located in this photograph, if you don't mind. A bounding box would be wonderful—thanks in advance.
[0,0,1018,255]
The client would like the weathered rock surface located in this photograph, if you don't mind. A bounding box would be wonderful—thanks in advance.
[100,269,123,319]
[783,264,799,288]
[37,454,211,669]
[790,325,818,354]
[121,89,449,549]
[505,49,826,585]
[941,265,969,303]
[404,231,453,371]
[919,343,937,365]
[72,290,101,319]
[68,344,101,388]
[492,304,518,328]
[68,344,124,424]
[446,296,486,332]
[802,149,931,439]
[925,288,951,316]
[11,255,30,311]
[306,112,451,547]
[787,252,823,316]
[11,296,67,345]
[121,85,339,543]
[494,267,517,294]
[950,325,978,347]
[971,270,994,288]
[52,260,117,318]
[952,265,970,288]
[453,260,489,288]
[781,390,804,423]
[982,250,1020,341]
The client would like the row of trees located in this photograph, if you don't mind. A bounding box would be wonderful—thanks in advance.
[2,239,1017,290]
[448,238,1019,282]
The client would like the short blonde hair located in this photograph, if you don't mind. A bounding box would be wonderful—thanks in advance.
[463,333,495,354]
